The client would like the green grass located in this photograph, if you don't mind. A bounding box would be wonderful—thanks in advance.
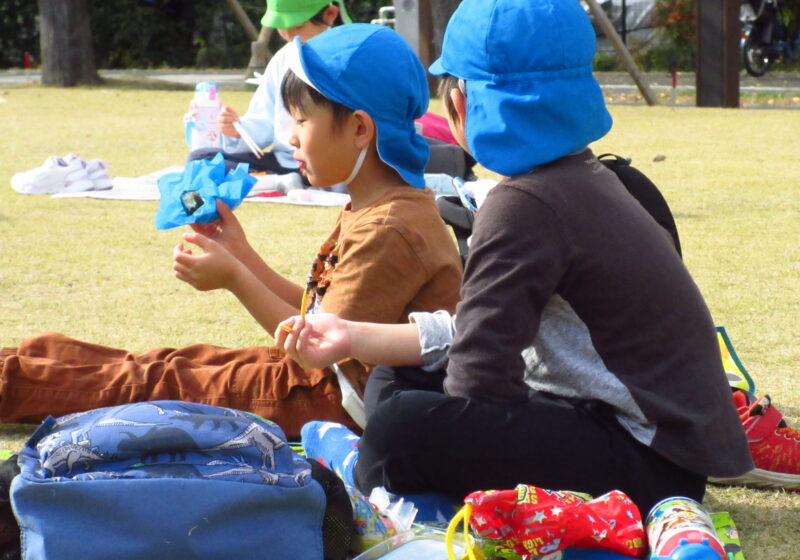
[1,84,799,559]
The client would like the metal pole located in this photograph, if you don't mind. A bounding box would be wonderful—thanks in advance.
[392,0,436,95]
[584,0,658,105]
[621,0,627,44]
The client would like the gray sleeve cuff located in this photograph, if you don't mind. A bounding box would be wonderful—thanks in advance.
[409,310,455,371]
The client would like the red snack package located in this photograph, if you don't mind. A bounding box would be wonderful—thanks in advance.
[464,485,645,558]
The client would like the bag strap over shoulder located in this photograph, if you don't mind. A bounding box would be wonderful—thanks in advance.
[597,153,682,258]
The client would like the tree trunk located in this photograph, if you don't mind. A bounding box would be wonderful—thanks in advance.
[429,0,460,59]
[38,0,99,86]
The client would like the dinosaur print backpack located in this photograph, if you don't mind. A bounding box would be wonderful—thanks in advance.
[9,401,346,560]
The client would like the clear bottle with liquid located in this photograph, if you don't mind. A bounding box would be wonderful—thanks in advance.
[184,81,221,150]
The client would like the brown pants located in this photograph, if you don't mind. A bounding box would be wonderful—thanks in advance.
[0,333,357,440]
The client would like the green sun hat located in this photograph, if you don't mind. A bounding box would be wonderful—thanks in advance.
[261,0,353,29]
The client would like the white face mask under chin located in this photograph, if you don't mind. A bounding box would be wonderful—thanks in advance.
[343,146,368,185]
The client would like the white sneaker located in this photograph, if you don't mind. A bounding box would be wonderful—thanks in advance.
[65,154,113,190]
[250,172,304,195]
[274,172,304,194]
[10,156,93,194]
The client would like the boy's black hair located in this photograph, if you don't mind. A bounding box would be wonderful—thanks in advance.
[0,455,21,560]
[438,74,461,123]
[309,2,346,27]
[280,69,353,128]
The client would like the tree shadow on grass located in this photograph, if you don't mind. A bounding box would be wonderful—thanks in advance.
[4,77,194,92]
[94,77,196,91]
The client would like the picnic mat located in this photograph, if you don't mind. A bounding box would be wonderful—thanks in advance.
[51,166,351,207]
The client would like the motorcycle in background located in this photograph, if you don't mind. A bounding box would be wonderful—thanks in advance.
[741,0,800,76]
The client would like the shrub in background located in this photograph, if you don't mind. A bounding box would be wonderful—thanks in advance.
[0,0,386,70]
[594,52,622,72]
[643,0,695,71]
[90,0,268,69]
[0,0,38,68]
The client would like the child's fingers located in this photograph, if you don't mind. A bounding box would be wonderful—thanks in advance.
[182,231,214,252]
[280,316,311,362]
[172,245,195,269]
[296,318,314,346]
[282,325,304,362]
[172,243,199,265]
[218,105,237,122]
[190,222,217,236]
[172,260,192,283]
[275,317,297,340]
[215,199,234,222]
[172,243,192,257]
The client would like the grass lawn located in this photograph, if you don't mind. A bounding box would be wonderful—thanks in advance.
[0,82,798,559]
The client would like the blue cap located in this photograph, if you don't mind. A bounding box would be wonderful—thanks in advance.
[288,24,430,188]
[429,0,612,176]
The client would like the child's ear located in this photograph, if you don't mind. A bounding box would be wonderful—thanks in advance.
[322,3,339,26]
[449,88,467,138]
[446,88,469,152]
[351,110,375,150]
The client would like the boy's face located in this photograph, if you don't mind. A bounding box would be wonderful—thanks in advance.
[288,101,353,187]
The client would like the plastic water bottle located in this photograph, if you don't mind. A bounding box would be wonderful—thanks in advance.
[645,497,726,560]
[184,81,221,150]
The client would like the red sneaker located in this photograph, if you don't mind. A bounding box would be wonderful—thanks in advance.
[710,391,800,490]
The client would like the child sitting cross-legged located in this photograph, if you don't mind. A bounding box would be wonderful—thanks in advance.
[277,0,754,515]
[0,25,462,440]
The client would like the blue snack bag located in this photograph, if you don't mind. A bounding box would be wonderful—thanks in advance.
[155,152,256,230]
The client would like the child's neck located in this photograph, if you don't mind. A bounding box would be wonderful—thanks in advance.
[346,158,408,210]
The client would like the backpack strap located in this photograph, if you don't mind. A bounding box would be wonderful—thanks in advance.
[597,153,682,258]
[437,195,474,266]
[438,154,683,265]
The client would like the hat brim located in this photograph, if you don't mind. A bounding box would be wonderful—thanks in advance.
[261,9,318,29]
[428,56,447,76]
[287,37,321,92]
[261,1,353,29]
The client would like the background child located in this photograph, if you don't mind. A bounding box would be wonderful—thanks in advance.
[277,0,753,513]
[188,0,352,179]
[188,0,474,188]
[0,24,462,440]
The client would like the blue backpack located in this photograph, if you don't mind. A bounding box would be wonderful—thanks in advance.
[9,401,335,560]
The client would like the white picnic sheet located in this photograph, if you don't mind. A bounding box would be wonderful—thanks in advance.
[51,167,351,207]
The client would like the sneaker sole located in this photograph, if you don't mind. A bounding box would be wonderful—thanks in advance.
[709,468,800,490]
[61,178,95,193]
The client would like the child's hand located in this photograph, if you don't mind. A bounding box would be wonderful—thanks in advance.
[172,231,243,292]
[276,313,352,369]
[190,200,250,262]
[217,105,241,137]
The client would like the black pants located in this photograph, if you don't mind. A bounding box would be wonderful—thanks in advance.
[356,365,707,515]
[188,147,302,177]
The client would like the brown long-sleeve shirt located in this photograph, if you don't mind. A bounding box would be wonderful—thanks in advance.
[445,150,752,478]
